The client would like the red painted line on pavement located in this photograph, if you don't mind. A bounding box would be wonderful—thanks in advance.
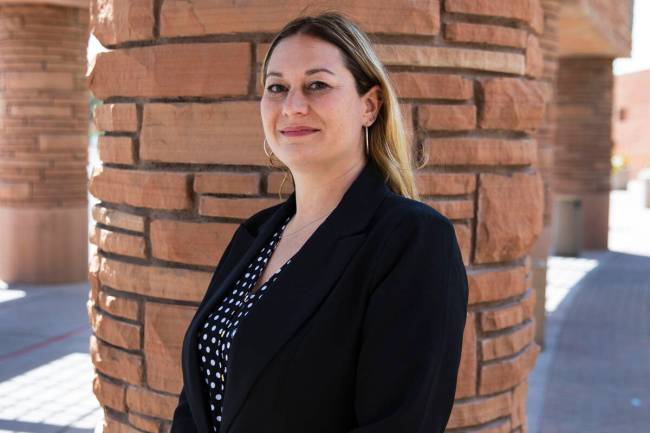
[0,324,89,363]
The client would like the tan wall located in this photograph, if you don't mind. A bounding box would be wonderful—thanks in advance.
[0,4,89,283]
[613,69,650,180]
[86,1,548,432]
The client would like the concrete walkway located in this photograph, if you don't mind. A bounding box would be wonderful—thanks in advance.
[527,181,650,433]
[0,282,102,433]
[0,180,648,433]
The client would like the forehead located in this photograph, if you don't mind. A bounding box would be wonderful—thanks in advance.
[265,34,346,77]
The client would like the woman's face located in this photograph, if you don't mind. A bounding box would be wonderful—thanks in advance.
[260,33,380,172]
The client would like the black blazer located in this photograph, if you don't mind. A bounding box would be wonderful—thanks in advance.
[171,158,469,433]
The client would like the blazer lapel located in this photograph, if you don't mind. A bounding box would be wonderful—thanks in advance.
[182,159,391,433]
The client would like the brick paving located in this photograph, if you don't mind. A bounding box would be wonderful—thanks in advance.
[528,182,650,433]
[530,252,650,433]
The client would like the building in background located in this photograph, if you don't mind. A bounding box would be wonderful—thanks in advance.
[612,69,650,183]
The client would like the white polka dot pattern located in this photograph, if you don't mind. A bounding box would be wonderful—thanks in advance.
[196,214,293,432]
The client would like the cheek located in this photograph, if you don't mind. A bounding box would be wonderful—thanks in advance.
[318,94,357,126]
[259,100,278,129]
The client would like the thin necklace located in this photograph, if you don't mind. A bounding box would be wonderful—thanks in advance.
[282,162,361,239]
[281,206,337,239]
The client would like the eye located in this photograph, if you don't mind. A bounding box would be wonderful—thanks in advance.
[308,81,329,91]
[266,83,286,93]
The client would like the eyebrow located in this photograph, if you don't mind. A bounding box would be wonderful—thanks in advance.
[265,68,336,79]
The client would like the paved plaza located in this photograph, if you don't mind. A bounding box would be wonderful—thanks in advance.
[0,180,648,433]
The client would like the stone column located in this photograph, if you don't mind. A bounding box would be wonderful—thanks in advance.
[86,1,546,432]
[529,0,561,349]
[0,3,89,283]
[553,58,614,250]
[550,0,634,253]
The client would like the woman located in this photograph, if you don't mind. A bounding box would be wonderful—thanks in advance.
[171,11,468,433]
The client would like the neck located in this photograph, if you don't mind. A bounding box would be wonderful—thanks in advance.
[288,157,368,230]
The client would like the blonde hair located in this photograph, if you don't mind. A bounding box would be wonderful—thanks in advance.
[261,10,424,201]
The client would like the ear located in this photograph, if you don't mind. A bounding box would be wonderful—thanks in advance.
[361,84,383,126]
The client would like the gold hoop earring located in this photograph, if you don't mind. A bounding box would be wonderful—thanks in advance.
[263,138,276,166]
[364,126,369,155]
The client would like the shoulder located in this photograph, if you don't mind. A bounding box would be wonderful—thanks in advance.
[373,192,456,241]
[365,193,461,290]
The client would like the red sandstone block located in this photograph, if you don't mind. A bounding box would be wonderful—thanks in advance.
[479,342,539,394]
[150,220,238,267]
[90,0,155,46]
[94,104,138,132]
[267,171,295,195]
[453,222,472,265]
[96,227,146,259]
[447,390,511,428]
[87,43,250,99]
[444,21,528,48]
[467,267,527,305]
[9,105,72,117]
[423,137,537,166]
[416,172,476,196]
[89,305,141,350]
[199,196,282,219]
[194,172,260,195]
[140,102,266,166]
[92,373,126,412]
[0,182,30,201]
[445,0,543,33]
[128,413,160,433]
[377,45,526,75]
[479,77,547,132]
[526,33,544,78]
[480,292,535,332]
[160,0,440,37]
[92,205,145,233]
[391,72,473,100]
[98,136,136,165]
[425,199,474,220]
[88,254,101,303]
[38,134,86,152]
[88,166,192,210]
[475,172,543,263]
[126,385,179,420]
[418,104,476,130]
[455,312,477,398]
[144,302,197,393]
[98,291,140,322]
[98,257,212,303]
[102,417,142,433]
[511,379,529,428]
[90,335,143,385]
[482,321,535,360]
[3,71,74,90]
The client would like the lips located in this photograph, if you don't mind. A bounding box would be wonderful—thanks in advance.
[280,127,319,133]
[280,126,319,137]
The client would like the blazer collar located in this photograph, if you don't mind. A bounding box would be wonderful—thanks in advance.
[182,158,392,433]
[246,157,391,241]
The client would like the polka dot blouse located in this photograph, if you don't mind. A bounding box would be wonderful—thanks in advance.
[196,214,293,432]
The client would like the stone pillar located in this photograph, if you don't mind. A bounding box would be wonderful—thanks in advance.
[529,0,561,349]
[86,1,546,432]
[553,58,614,251]
[0,3,89,283]
[550,0,634,254]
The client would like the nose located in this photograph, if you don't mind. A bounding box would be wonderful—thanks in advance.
[282,87,309,117]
